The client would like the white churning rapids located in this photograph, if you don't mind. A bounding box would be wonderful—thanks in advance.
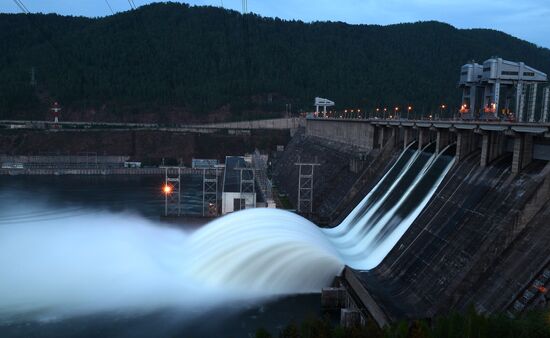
[0,144,454,321]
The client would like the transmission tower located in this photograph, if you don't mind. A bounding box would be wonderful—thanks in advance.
[295,157,320,214]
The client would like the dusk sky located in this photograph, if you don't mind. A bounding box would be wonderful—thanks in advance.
[2,0,550,48]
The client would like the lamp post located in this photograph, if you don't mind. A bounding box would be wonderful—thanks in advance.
[407,106,412,120]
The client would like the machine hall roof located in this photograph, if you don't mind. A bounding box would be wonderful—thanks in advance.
[459,58,547,85]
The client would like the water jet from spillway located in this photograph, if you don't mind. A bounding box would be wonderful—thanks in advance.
[0,200,343,322]
[0,144,455,321]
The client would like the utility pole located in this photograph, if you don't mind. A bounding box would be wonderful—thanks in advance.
[295,157,320,214]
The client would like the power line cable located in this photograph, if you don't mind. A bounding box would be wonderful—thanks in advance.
[127,0,137,10]
[104,0,115,14]
[12,0,29,14]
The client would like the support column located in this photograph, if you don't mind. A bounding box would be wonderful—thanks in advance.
[386,126,397,149]
[517,83,526,122]
[403,127,411,149]
[418,128,429,150]
[456,130,475,162]
[512,134,534,174]
[480,132,490,167]
[377,126,385,149]
[528,83,538,122]
[470,86,477,117]
[494,80,501,117]
[541,86,550,123]
[436,129,450,153]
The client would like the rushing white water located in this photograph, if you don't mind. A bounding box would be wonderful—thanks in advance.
[0,145,454,322]
[0,200,343,322]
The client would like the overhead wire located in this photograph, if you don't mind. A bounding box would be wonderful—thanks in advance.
[12,0,29,14]
[104,0,115,15]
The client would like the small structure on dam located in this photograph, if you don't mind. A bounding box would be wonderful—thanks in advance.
[222,156,257,214]
[459,57,548,121]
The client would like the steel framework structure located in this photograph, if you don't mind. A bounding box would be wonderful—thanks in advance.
[295,158,320,213]
[164,167,181,216]
[202,168,219,216]
[234,166,255,210]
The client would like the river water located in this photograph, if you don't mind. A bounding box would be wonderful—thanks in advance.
[0,176,325,338]
[0,145,456,337]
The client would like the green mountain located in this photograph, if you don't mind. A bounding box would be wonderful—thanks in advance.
[1,2,549,122]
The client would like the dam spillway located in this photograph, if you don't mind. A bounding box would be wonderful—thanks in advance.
[0,143,455,322]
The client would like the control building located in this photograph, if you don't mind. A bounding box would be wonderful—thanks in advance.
[221,156,256,214]
[459,58,548,122]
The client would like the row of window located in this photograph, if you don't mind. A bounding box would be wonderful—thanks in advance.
[501,71,536,76]
[481,67,537,77]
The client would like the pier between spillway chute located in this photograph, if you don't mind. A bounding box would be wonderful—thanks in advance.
[321,267,390,328]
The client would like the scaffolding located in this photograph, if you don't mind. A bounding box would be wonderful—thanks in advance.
[295,158,320,214]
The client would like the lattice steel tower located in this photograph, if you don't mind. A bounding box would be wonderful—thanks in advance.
[295,157,319,214]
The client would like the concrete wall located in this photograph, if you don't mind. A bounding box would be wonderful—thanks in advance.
[196,117,302,130]
[221,192,256,214]
[305,119,375,150]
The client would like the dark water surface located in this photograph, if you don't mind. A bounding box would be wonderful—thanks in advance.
[0,175,323,338]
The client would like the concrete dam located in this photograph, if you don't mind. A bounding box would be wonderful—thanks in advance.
[0,128,458,324]
[1,116,549,327]
[274,117,550,324]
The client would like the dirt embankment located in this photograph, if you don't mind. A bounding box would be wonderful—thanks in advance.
[0,129,290,165]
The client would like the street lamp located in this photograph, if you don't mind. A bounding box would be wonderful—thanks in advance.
[383,107,387,119]
[394,106,399,119]
[407,106,412,120]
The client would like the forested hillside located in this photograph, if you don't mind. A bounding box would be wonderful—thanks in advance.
[1,2,549,122]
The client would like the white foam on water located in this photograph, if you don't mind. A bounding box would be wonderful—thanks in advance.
[0,146,454,322]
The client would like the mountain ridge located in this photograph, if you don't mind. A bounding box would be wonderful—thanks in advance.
[1,2,549,122]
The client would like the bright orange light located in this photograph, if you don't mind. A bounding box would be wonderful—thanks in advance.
[163,184,172,194]
[408,106,412,110]
[394,107,399,111]
[441,104,446,109]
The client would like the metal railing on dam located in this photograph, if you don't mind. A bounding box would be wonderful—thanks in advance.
[0,117,303,132]
[0,167,218,176]
[305,117,550,173]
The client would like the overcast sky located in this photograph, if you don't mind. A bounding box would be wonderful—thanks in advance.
[3,0,550,48]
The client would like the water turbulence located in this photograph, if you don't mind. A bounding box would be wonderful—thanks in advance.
[0,143,455,321]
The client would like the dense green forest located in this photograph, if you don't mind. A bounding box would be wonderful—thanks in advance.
[1,2,550,122]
